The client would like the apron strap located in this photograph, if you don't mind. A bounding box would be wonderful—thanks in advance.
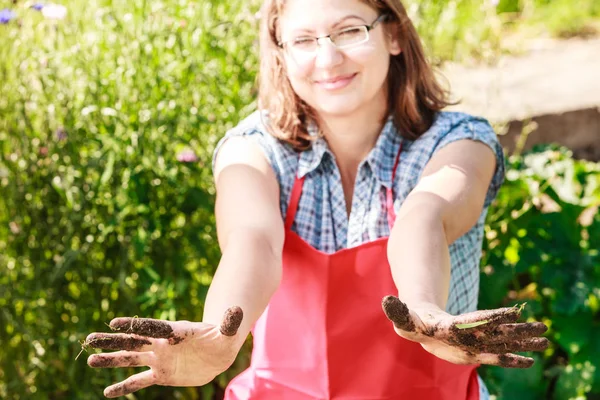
[386,142,403,229]
[285,175,305,231]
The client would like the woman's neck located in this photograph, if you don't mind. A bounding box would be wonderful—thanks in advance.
[316,99,388,217]
[317,101,388,176]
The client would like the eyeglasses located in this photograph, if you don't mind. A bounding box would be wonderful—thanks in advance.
[278,14,389,56]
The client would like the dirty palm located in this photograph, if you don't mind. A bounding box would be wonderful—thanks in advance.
[85,0,549,398]
[85,301,548,397]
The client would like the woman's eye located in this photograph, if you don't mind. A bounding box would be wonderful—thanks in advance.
[291,37,316,49]
[334,27,363,40]
[331,27,367,47]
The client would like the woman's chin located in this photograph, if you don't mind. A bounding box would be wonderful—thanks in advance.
[313,99,362,117]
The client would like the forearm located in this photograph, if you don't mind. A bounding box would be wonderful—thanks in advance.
[387,201,451,311]
[203,228,282,349]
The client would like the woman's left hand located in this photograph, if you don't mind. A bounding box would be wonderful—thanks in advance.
[381,295,549,368]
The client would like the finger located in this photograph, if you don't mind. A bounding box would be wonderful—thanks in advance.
[220,306,244,337]
[85,333,153,351]
[489,322,548,341]
[109,317,174,339]
[88,351,154,368]
[475,353,534,368]
[453,306,521,328]
[104,369,156,398]
[479,337,549,354]
[382,296,416,332]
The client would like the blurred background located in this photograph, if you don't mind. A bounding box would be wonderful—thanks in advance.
[0,0,599,398]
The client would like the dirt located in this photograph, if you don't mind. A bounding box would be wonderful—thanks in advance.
[445,37,600,123]
[449,331,480,348]
[84,307,244,356]
[495,322,548,340]
[445,37,600,160]
[105,381,139,398]
[381,296,416,332]
[109,317,174,339]
[498,354,534,369]
[88,355,138,368]
[220,306,243,336]
[85,333,151,351]
[381,298,549,360]
[169,335,185,345]
[480,337,549,354]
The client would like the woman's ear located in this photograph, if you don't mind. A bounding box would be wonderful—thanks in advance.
[389,38,402,56]
[386,22,402,55]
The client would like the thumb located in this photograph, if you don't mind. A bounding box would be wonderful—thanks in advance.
[382,295,416,333]
[219,306,244,337]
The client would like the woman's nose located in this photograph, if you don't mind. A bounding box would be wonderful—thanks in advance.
[314,38,343,69]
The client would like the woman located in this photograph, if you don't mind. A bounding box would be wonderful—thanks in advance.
[85,0,549,398]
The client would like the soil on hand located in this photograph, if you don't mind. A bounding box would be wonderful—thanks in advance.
[220,306,243,336]
[381,296,416,332]
[85,333,151,350]
[88,355,138,368]
[110,318,174,338]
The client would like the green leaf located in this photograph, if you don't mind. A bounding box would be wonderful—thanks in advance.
[586,325,600,394]
[494,353,547,400]
[455,320,490,329]
[100,151,115,185]
[143,265,160,282]
[552,313,593,357]
[554,362,595,400]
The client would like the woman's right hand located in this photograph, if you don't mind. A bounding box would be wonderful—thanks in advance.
[85,307,244,398]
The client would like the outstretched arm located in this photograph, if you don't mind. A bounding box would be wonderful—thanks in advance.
[206,135,285,348]
[388,139,496,311]
[384,139,548,368]
[86,136,284,397]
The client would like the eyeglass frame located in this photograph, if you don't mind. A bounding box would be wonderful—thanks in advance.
[277,13,390,53]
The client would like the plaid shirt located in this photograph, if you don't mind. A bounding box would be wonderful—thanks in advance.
[213,110,505,399]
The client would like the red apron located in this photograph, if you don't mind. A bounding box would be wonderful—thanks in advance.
[225,145,480,399]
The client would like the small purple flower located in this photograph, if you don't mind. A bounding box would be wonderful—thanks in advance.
[0,9,16,24]
[176,149,198,163]
[55,127,67,141]
[31,4,45,11]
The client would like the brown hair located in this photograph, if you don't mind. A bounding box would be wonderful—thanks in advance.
[258,0,452,150]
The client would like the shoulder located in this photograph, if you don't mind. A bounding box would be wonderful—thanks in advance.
[218,110,274,143]
[399,111,505,207]
[212,110,297,176]
[403,111,502,164]
[414,111,498,149]
[212,110,302,216]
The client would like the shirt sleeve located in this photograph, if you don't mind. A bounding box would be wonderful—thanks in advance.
[211,111,300,218]
[433,114,506,208]
[211,111,280,181]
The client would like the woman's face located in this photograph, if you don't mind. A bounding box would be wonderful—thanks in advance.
[278,0,401,119]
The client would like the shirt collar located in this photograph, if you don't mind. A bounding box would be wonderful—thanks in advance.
[366,116,402,189]
[297,120,330,179]
[296,116,402,187]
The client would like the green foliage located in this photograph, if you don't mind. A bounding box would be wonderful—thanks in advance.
[404,0,502,64]
[0,0,260,398]
[479,145,600,399]
[496,0,600,38]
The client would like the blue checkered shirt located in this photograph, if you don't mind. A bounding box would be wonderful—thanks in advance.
[213,110,505,399]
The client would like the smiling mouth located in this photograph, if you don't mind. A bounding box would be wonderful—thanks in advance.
[314,73,357,84]
[314,73,358,90]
